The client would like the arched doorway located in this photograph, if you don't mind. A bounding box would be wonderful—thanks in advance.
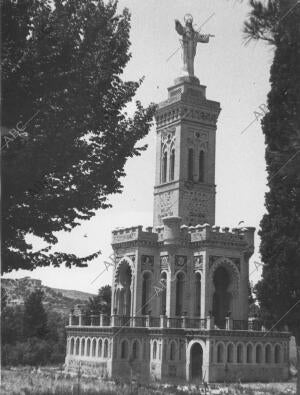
[212,266,232,328]
[190,343,203,381]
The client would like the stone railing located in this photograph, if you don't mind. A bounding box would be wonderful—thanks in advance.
[68,314,269,332]
[69,314,209,330]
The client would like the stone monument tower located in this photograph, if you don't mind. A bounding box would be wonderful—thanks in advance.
[65,16,290,383]
[153,15,220,227]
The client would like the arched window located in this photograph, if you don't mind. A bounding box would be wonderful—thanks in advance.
[70,338,75,355]
[142,272,151,315]
[194,273,201,316]
[170,341,176,361]
[227,343,234,363]
[246,344,253,363]
[86,338,91,356]
[104,339,109,358]
[188,148,194,181]
[170,148,175,181]
[265,344,271,363]
[132,341,139,360]
[175,272,185,316]
[153,341,157,359]
[75,338,80,355]
[199,150,205,182]
[237,344,243,363]
[162,151,167,183]
[92,339,96,357]
[160,272,167,315]
[121,340,128,359]
[98,339,102,357]
[81,338,85,356]
[275,345,281,364]
[256,344,263,363]
[217,343,224,363]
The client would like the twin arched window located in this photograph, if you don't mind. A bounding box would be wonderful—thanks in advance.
[161,148,175,183]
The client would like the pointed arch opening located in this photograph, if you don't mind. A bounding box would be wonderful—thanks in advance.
[212,266,232,328]
[170,341,176,361]
[217,343,224,363]
[70,338,75,355]
[199,150,205,182]
[190,342,203,381]
[142,271,152,315]
[188,148,194,181]
[92,339,96,357]
[246,344,253,363]
[256,344,263,364]
[81,338,85,356]
[160,272,167,315]
[104,339,109,358]
[265,344,272,363]
[115,261,132,316]
[194,272,201,316]
[237,344,243,363]
[170,148,175,181]
[175,272,185,316]
[132,340,139,360]
[227,343,234,363]
[98,339,102,357]
[162,151,168,183]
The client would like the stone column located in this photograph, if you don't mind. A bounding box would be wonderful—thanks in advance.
[207,315,214,329]
[78,313,83,326]
[69,313,73,326]
[146,315,151,327]
[226,316,233,330]
[160,315,167,328]
[100,313,104,327]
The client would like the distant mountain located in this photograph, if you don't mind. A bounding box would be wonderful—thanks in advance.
[2,277,95,315]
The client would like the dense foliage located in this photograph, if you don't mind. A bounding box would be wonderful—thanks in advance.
[1,289,67,366]
[244,0,300,390]
[86,285,111,315]
[1,0,155,273]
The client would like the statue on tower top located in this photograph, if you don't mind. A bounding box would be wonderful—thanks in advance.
[175,14,214,78]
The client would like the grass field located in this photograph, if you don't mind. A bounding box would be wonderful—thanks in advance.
[0,367,296,395]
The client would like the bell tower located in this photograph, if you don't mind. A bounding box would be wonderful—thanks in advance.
[153,75,221,227]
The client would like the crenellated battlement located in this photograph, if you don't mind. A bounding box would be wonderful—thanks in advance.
[112,225,158,245]
[112,218,255,250]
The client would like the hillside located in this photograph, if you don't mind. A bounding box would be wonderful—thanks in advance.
[52,287,93,301]
[2,277,95,315]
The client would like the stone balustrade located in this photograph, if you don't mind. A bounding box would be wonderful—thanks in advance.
[68,314,268,331]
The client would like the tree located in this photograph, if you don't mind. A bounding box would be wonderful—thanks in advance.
[2,0,155,273]
[23,289,48,339]
[87,285,111,315]
[244,1,300,392]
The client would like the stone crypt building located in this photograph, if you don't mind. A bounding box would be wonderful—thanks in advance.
[65,16,290,383]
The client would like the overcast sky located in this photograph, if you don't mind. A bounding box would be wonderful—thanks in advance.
[3,0,276,294]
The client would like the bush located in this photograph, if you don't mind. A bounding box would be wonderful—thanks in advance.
[1,338,65,366]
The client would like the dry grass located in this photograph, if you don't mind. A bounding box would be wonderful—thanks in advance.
[0,367,296,395]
